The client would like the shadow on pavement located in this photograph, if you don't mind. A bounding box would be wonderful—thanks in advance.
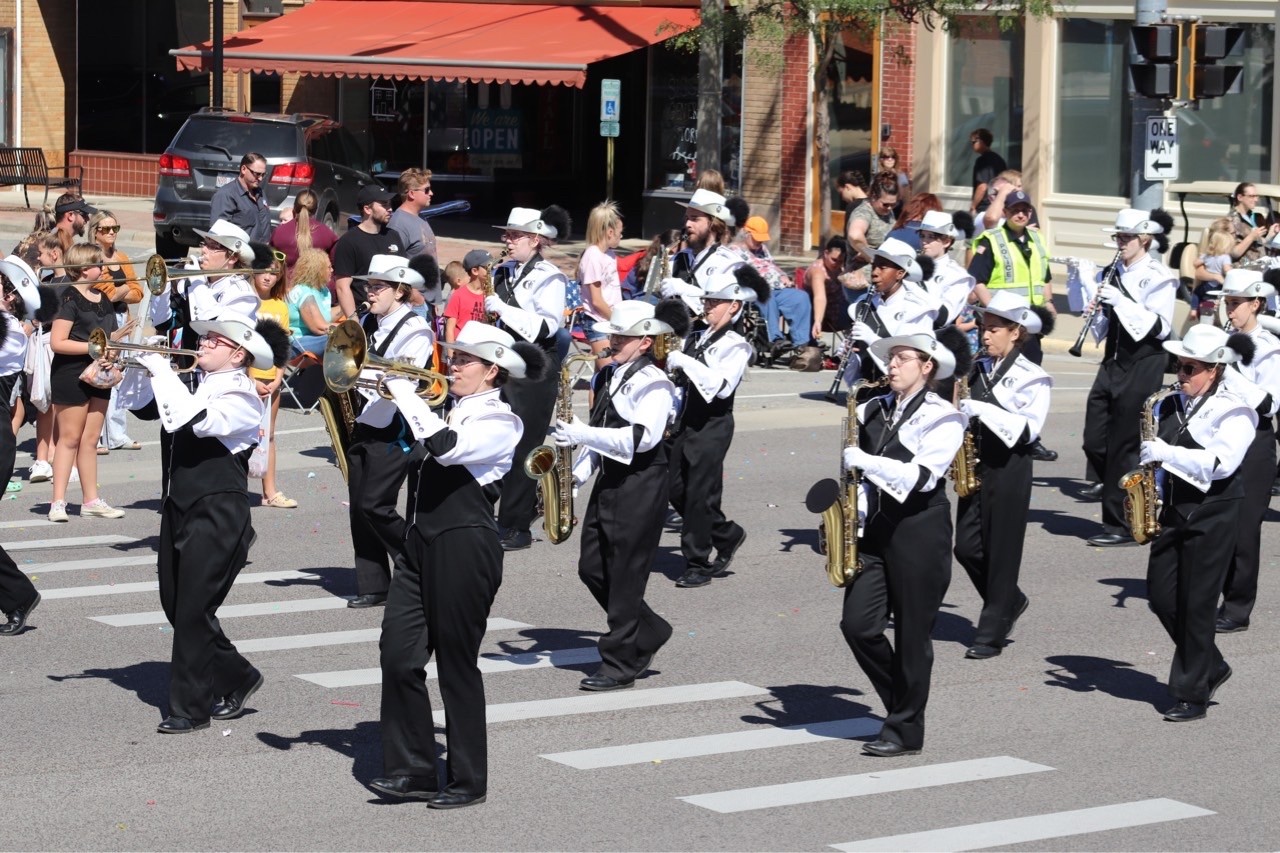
[258,720,390,795]
[740,683,873,729]
[1027,507,1097,539]
[777,527,822,555]
[47,660,170,716]
[1098,577,1148,608]
[1042,654,1167,710]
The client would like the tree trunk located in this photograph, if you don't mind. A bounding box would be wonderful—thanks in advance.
[813,33,838,248]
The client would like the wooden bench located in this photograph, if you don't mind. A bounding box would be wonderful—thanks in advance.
[0,147,84,209]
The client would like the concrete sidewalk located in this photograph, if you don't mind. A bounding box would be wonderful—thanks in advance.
[0,186,1112,356]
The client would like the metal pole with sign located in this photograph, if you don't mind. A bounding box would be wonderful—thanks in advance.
[601,79,621,200]
[1143,115,1179,182]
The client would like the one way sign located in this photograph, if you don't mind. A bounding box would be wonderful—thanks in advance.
[1144,116,1179,181]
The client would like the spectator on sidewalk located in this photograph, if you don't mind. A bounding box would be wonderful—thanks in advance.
[51,194,93,254]
[731,216,816,351]
[332,185,403,319]
[389,169,438,260]
[88,210,142,454]
[270,189,338,283]
[443,251,492,343]
[209,153,272,243]
[969,129,1008,216]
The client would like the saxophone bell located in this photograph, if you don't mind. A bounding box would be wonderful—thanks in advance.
[524,352,597,544]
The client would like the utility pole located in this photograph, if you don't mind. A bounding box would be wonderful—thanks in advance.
[1129,0,1166,210]
[212,0,224,110]
[695,0,722,178]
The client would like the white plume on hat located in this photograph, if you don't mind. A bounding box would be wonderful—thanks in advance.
[193,219,255,265]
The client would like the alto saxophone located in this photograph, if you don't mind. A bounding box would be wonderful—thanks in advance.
[484,247,508,324]
[523,353,597,544]
[642,242,671,297]
[813,378,887,587]
[950,373,981,497]
[1119,383,1180,545]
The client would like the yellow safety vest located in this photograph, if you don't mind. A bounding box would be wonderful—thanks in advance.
[977,226,1049,305]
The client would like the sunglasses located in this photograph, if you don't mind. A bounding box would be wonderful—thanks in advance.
[1176,360,1210,377]
[245,168,267,179]
[95,224,121,234]
[201,240,228,252]
[271,249,286,264]
[197,334,239,351]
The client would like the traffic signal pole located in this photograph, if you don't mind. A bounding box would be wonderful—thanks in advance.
[1130,0,1167,211]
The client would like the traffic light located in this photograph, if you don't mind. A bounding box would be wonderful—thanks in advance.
[1192,25,1245,99]
[1129,24,1180,99]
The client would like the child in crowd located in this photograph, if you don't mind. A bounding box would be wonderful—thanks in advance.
[442,250,492,343]
[1199,226,1235,284]
[250,256,296,509]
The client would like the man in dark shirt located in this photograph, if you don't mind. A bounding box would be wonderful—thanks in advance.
[332,184,403,317]
[209,153,272,243]
[969,129,1008,215]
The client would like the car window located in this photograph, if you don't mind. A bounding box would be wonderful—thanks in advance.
[335,126,370,175]
[308,126,338,165]
[172,119,297,161]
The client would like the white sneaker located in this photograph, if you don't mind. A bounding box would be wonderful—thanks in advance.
[80,499,124,519]
[70,467,79,484]
[29,461,52,483]
[48,500,68,522]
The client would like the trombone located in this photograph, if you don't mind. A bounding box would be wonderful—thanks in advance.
[57,254,260,296]
[323,318,449,407]
[87,327,200,373]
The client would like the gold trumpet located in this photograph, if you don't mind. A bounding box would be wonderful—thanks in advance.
[59,254,259,296]
[323,318,449,407]
[87,327,199,373]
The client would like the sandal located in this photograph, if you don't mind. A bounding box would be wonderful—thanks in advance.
[264,492,298,509]
[113,441,143,451]
[96,446,110,455]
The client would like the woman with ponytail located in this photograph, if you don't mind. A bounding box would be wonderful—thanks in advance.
[270,189,338,282]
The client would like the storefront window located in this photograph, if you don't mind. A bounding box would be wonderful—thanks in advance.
[945,19,1024,187]
[1178,24,1274,183]
[1057,19,1132,197]
[827,29,875,212]
[646,42,742,192]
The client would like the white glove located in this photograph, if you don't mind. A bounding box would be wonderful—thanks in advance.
[484,294,509,317]
[144,335,167,348]
[959,398,993,419]
[1097,283,1127,307]
[848,321,880,345]
[1139,438,1172,466]
[552,416,591,447]
[665,350,694,372]
[660,278,702,300]
[135,351,173,376]
[382,376,418,400]
[843,446,879,475]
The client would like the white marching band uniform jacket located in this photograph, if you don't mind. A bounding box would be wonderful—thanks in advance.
[855,390,967,506]
[844,285,937,385]
[922,254,975,327]
[571,362,676,484]
[1155,388,1256,493]
[964,352,1053,447]
[389,384,522,487]
[491,258,566,343]
[148,365,264,453]
[1067,254,1175,345]
[1222,325,1280,419]
[355,303,435,429]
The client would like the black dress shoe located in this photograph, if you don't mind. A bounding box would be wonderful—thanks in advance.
[674,567,714,588]
[348,593,388,609]
[428,791,487,810]
[499,529,532,551]
[1272,479,1280,497]
[1029,440,1059,462]
[1209,662,1232,700]
[711,528,747,575]
[665,509,683,527]
[156,716,210,734]
[580,674,634,692]
[1009,595,1030,635]
[1215,616,1249,634]
[964,644,1002,660]
[212,670,264,721]
[1086,532,1136,547]
[1162,701,1206,722]
[1080,482,1105,500]
[862,739,920,757]
[0,592,40,636]
[369,775,439,800]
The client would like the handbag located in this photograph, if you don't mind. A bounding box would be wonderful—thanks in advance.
[79,358,124,390]
[789,345,824,373]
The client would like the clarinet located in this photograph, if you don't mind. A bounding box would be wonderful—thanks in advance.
[1068,247,1124,358]
[826,300,871,400]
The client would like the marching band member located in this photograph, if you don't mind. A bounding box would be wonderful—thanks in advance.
[841,329,968,756]
[484,205,570,552]
[1080,208,1176,546]
[0,260,42,636]
[553,300,688,691]
[132,309,290,733]
[1210,270,1280,633]
[911,211,976,327]
[662,267,768,588]
[670,189,743,296]
[842,237,937,392]
[1141,326,1255,721]
[953,292,1053,659]
[344,254,436,610]
[372,323,544,809]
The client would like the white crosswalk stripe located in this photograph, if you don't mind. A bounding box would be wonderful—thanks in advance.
[18,556,155,575]
[297,645,601,687]
[41,570,321,600]
[90,595,351,626]
[439,680,768,725]
[830,798,1215,851]
[0,519,63,529]
[4,534,137,552]
[236,618,530,653]
[679,756,1055,814]
[541,717,881,769]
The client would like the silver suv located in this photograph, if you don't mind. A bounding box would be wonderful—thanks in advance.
[153,108,377,256]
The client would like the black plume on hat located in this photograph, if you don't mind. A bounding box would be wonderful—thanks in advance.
[734,264,771,305]
[936,325,972,381]
[408,253,441,293]
[951,211,976,239]
[0,307,9,338]
[655,298,691,338]
[512,341,547,384]
[915,254,935,282]
[1149,208,1175,254]
[1030,304,1055,338]
[725,196,750,228]
[35,285,60,324]
[1263,269,1280,289]
[1227,332,1256,367]
[249,242,276,271]
[256,318,292,369]
[540,205,571,242]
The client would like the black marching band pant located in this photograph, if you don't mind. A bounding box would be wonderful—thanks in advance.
[496,342,562,534]
[668,397,742,569]
[0,373,35,617]
[347,418,421,596]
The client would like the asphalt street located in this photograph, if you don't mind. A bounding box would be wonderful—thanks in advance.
[1,350,1278,851]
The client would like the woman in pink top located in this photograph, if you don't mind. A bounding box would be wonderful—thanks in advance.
[270,189,339,281]
[577,201,625,369]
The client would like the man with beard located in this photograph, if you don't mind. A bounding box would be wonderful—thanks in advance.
[333,185,404,318]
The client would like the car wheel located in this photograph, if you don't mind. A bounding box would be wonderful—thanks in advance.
[155,231,187,261]
[322,207,340,233]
